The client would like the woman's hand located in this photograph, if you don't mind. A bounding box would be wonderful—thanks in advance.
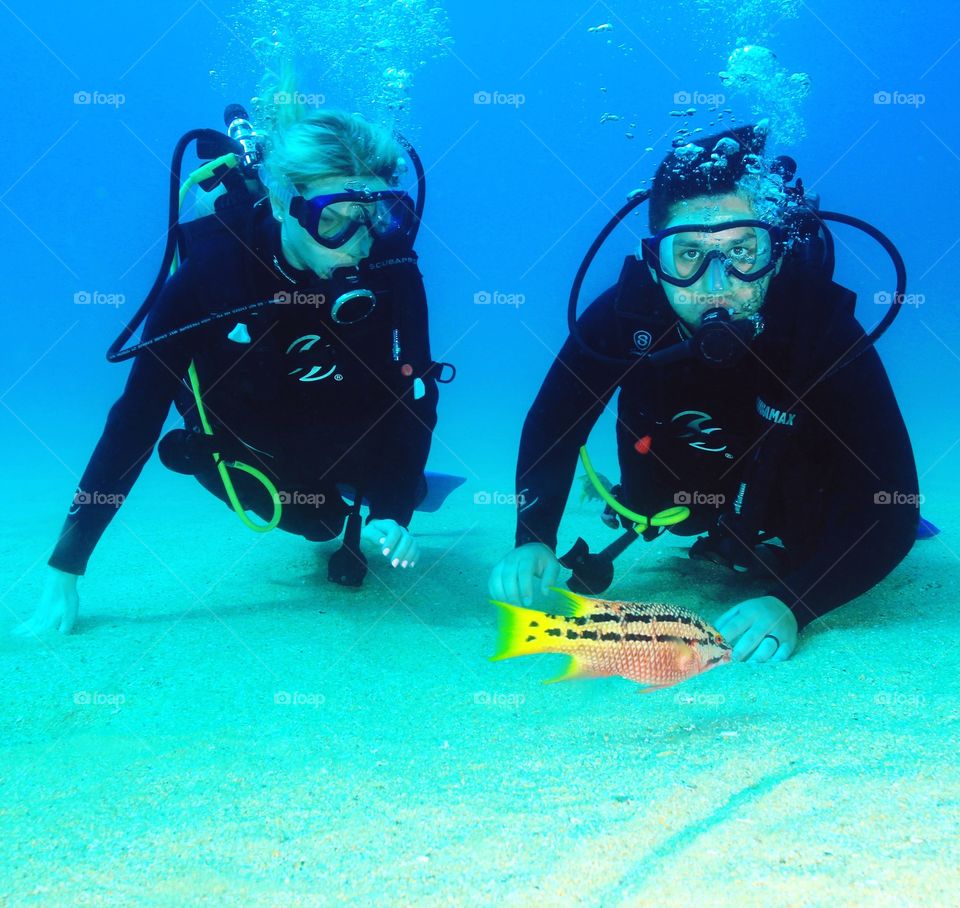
[14,567,80,636]
[361,519,419,569]
[488,543,562,607]
[714,595,798,662]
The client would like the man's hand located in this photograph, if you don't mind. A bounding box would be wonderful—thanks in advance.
[714,595,798,663]
[488,543,562,607]
[14,567,80,636]
[361,519,419,569]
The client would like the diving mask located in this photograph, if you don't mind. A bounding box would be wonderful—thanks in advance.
[287,180,416,249]
[641,219,783,287]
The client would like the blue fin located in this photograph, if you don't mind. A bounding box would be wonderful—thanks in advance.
[916,516,940,540]
[415,472,466,513]
[336,473,465,513]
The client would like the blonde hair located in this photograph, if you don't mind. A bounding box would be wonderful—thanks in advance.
[259,69,402,192]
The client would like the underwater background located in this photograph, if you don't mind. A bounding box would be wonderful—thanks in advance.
[2,0,959,904]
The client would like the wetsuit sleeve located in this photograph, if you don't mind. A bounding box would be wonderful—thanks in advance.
[768,344,918,630]
[515,288,627,551]
[364,380,438,527]
[47,266,198,575]
[363,258,438,527]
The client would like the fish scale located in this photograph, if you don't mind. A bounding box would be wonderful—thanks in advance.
[491,588,731,690]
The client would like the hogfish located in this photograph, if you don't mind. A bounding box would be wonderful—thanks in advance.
[491,588,731,691]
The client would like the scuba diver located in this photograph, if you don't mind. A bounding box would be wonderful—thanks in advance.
[23,98,459,635]
[488,123,920,664]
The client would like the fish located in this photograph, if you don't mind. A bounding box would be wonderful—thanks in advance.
[490,588,731,691]
[578,471,613,504]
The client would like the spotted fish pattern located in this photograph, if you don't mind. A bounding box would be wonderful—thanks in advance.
[490,587,731,690]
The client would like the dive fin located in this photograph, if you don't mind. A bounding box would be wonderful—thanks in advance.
[916,516,940,540]
[415,472,466,513]
[336,473,465,514]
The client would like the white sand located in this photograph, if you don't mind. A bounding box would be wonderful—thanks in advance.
[2,466,958,906]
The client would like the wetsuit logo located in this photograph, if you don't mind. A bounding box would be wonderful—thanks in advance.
[671,410,729,454]
[756,397,797,427]
[633,330,653,355]
[286,334,342,383]
[367,256,416,270]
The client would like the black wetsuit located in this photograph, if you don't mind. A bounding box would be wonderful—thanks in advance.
[515,257,919,630]
[50,201,439,575]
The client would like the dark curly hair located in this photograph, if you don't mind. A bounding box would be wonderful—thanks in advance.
[648,124,772,234]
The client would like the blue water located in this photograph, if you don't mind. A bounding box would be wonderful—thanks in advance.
[3,1,960,902]
[4,1,959,498]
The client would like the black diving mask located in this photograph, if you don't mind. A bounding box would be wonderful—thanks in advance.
[641,219,783,287]
[288,181,416,249]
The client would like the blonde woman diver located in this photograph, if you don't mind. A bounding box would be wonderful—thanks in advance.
[25,94,455,634]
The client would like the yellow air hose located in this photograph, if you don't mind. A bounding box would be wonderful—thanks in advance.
[175,153,282,532]
[578,445,689,533]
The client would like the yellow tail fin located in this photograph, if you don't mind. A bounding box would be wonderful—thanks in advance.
[489,600,569,662]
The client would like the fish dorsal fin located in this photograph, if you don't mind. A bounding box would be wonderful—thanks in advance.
[548,587,597,617]
[549,587,628,620]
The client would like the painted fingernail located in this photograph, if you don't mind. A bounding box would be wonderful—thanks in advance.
[383,548,390,556]
[392,558,400,567]
[401,560,408,568]
[379,537,386,545]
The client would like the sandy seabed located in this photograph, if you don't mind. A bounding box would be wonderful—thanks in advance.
[1,467,957,907]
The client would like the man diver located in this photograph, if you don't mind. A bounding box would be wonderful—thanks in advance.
[488,124,919,663]
[26,107,445,634]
